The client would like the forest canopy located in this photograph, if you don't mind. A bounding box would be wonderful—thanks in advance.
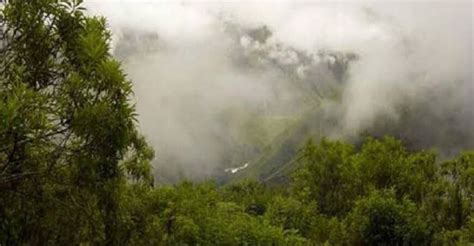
[0,1,473,245]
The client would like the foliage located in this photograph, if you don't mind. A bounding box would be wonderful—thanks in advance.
[0,0,152,244]
[0,1,473,245]
[288,136,473,245]
[292,138,358,216]
[345,190,432,245]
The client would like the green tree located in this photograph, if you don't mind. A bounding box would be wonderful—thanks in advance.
[292,138,359,216]
[264,195,317,236]
[222,179,272,216]
[345,190,432,245]
[353,137,408,193]
[150,181,306,245]
[438,152,474,230]
[0,1,153,244]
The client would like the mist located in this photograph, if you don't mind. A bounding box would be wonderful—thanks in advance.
[85,0,473,181]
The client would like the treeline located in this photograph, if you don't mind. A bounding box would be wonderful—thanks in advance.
[91,137,472,245]
[0,1,473,245]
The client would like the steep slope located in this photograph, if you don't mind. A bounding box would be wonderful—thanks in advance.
[225,89,474,184]
[223,101,343,184]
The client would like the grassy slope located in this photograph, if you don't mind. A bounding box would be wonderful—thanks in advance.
[227,102,340,184]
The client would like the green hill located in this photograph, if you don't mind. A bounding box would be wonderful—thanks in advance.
[224,101,342,184]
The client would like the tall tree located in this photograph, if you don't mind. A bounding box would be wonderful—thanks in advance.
[0,0,153,244]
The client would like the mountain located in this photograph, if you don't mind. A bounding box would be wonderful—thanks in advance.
[111,22,358,183]
[111,20,473,184]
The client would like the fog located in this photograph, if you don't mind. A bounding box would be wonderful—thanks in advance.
[85,0,473,181]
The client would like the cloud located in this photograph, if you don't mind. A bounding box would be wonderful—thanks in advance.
[85,0,473,180]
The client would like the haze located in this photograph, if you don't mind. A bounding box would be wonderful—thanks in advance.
[85,0,473,181]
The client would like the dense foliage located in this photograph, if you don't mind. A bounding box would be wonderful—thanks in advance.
[0,1,472,245]
[110,137,472,245]
[0,0,153,244]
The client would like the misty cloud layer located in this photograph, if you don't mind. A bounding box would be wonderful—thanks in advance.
[85,1,473,181]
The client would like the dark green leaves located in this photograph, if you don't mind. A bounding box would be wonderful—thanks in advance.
[0,1,153,244]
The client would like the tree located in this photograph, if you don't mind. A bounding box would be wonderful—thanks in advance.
[1,2,473,244]
[353,137,409,193]
[438,152,474,230]
[292,138,359,216]
[222,179,272,216]
[264,195,316,236]
[345,190,432,245]
[0,1,153,244]
[289,137,472,244]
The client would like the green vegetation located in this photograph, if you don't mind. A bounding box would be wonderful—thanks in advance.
[228,105,337,184]
[1,1,473,245]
